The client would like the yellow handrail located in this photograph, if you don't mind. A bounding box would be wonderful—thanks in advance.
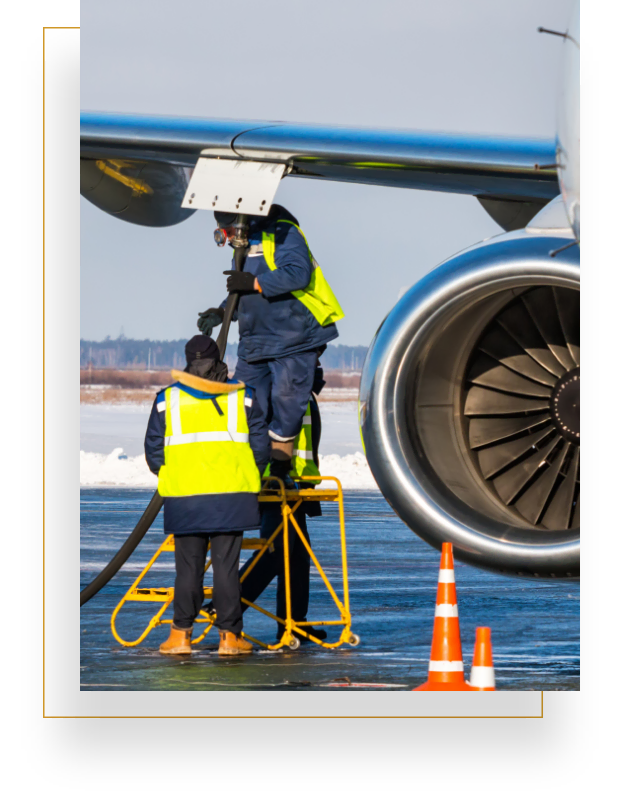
[110,476,359,651]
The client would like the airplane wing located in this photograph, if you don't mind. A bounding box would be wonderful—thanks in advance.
[80,111,559,230]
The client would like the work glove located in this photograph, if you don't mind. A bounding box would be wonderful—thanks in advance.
[197,307,224,336]
[224,270,256,293]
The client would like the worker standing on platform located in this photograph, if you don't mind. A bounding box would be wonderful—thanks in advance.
[144,335,270,656]
[238,363,328,643]
[198,204,343,485]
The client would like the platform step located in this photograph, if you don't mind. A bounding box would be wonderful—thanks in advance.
[259,489,339,502]
[126,587,213,603]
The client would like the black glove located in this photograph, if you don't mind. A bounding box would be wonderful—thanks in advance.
[224,270,256,293]
[197,307,224,336]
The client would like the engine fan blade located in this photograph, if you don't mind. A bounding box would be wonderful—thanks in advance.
[478,426,556,479]
[522,288,575,371]
[498,301,566,378]
[465,386,550,415]
[479,326,558,386]
[554,287,580,366]
[469,414,552,448]
[541,447,580,530]
[468,354,552,397]
[514,440,569,524]
[571,494,580,528]
[493,435,562,503]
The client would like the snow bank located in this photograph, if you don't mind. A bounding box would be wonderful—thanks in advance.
[80,448,378,490]
[80,448,157,487]
[317,452,378,490]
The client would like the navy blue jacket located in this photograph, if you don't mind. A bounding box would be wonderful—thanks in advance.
[222,219,339,363]
[144,381,270,535]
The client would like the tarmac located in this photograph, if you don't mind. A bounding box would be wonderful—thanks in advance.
[80,489,580,691]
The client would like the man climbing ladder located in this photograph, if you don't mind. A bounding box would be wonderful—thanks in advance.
[198,204,344,485]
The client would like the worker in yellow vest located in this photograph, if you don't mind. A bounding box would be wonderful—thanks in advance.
[144,335,270,656]
[238,364,328,642]
[198,204,344,485]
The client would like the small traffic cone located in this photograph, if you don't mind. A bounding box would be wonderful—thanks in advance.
[467,627,496,690]
[413,543,474,691]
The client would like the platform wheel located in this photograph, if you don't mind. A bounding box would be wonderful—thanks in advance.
[288,637,300,650]
[347,633,360,647]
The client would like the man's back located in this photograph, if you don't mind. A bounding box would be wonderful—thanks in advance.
[231,218,340,362]
[145,376,269,536]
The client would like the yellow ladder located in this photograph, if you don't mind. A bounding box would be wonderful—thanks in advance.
[110,476,359,650]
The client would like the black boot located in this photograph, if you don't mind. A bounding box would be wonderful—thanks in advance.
[201,600,216,618]
[277,625,328,643]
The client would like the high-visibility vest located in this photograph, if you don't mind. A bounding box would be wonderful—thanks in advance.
[157,385,261,498]
[262,219,345,327]
[264,400,320,481]
[291,401,320,478]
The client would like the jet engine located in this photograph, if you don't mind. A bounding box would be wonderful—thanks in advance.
[359,231,579,578]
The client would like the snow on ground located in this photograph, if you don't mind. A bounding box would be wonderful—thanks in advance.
[81,403,153,457]
[80,448,377,490]
[80,397,378,489]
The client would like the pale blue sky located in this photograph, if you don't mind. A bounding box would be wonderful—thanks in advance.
[80,0,571,344]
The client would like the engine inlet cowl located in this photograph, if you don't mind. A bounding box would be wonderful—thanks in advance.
[359,232,580,579]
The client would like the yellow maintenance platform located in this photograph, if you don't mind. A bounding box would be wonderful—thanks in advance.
[111,476,359,651]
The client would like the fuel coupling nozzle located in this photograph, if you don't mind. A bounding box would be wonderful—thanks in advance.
[213,211,249,249]
[229,214,249,250]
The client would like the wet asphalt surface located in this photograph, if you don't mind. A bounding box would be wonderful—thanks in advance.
[80,489,579,691]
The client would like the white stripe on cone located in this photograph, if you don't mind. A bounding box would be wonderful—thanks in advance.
[469,666,495,688]
[434,603,459,617]
[438,569,455,583]
[428,661,464,672]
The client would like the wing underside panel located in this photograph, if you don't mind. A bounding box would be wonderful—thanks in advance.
[80,112,559,227]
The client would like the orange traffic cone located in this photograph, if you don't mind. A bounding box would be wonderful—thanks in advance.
[413,543,474,691]
[467,627,496,690]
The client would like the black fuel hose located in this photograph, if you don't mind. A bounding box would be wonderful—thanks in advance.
[80,244,248,607]
[216,243,247,355]
[80,490,164,606]
[216,292,239,357]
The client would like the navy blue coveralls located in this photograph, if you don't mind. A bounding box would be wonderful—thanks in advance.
[224,214,338,443]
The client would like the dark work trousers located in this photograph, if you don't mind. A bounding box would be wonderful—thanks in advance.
[239,507,311,635]
[173,533,243,635]
[235,351,319,442]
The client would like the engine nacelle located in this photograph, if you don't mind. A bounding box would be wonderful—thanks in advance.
[359,232,579,578]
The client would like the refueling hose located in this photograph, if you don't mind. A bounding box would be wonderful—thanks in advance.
[216,242,247,355]
[80,490,163,606]
[80,231,249,606]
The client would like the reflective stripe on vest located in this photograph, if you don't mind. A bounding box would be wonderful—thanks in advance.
[291,402,320,478]
[264,403,321,479]
[164,387,249,445]
[262,220,345,327]
[157,386,261,498]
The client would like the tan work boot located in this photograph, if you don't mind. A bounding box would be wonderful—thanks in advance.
[159,624,193,655]
[218,630,253,656]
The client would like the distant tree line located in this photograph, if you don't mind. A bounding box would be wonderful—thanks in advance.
[80,337,367,371]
